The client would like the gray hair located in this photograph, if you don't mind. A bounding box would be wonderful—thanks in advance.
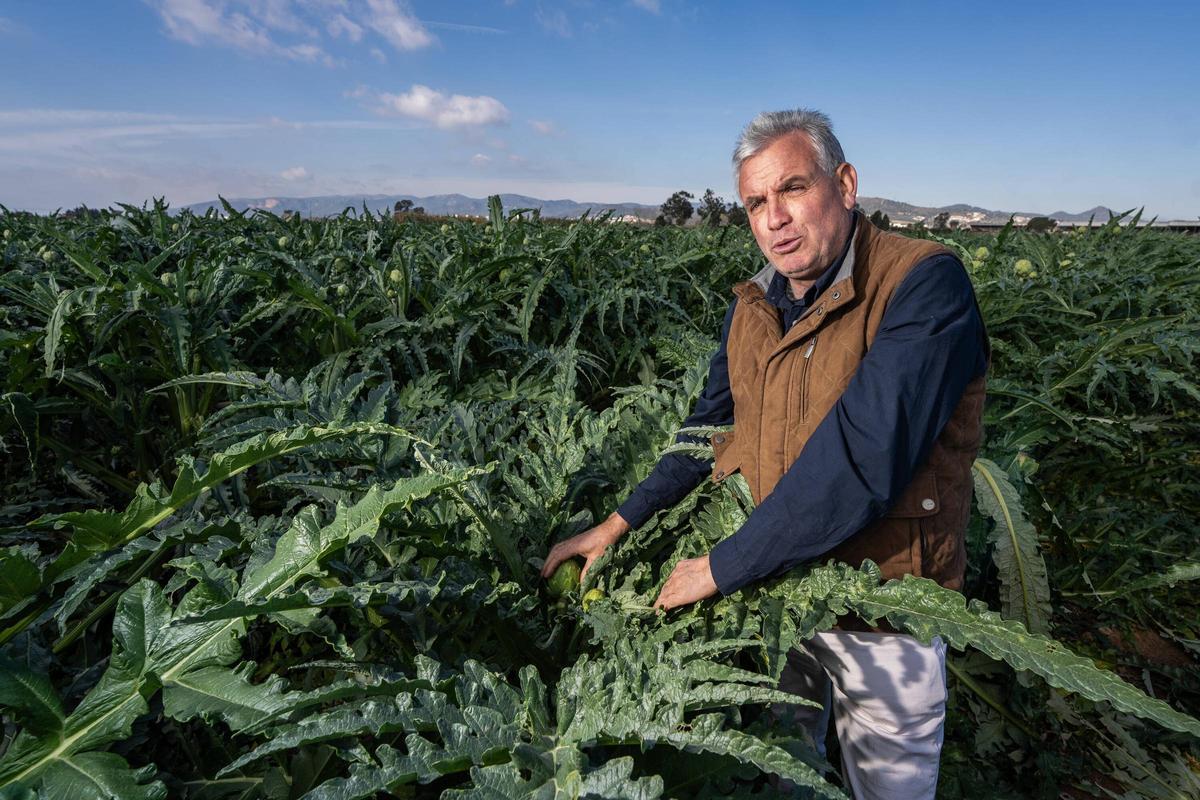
[731,108,845,183]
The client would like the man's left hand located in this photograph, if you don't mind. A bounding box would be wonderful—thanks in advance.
[653,554,718,610]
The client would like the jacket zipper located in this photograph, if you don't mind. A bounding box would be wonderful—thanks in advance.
[800,335,817,420]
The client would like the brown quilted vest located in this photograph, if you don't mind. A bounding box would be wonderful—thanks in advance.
[711,211,990,602]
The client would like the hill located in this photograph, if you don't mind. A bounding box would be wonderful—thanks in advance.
[183,192,1143,226]
[183,193,661,221]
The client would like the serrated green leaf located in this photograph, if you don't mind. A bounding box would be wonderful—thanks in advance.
[0,547,41,620]
[35,754,165,800]
[50,518,237,636]
[221,694,446,777]
[163,663,296,733]
[0,469,474,796]
[653,714,844,800]
[1107,561,1200,600]
[38,423,421,583]
[172,579,441,624]
[0,581,178,795]
[236,469,482,601]
[972,457,1052,634]
[847,572,1200,738]
[149,371,274,393]
[0,660,64,737]
[43,286,96,379]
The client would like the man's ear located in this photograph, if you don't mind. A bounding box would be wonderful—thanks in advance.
[836,162,858,210]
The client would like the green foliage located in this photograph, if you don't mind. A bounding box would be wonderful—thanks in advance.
[217,634,841,799]
[45,423,419,578]
[658,191,695,226]
[1025,216,1058,233]
[0,661,63,737]
[971,457,1052,634]
[695,189,745,228]
[0,467,474,798]
[1,200,1197,798]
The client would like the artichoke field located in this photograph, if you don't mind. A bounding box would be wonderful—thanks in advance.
[0,198,1197,798]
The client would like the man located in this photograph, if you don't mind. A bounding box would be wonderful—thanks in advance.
[541,108,990,799]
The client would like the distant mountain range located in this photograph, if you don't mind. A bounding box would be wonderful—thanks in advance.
[183,193,661,221]
[853,196,1122,225]
[182,193,1155,225]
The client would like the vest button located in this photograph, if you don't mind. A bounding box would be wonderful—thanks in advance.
[815,307,823,316]
[921,498,936,511]
[832,291,841,300]
[716,470,726,479]
[714,434,725,444]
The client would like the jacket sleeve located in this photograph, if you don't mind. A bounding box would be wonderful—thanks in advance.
[708,253,988,595]
[616,298,738,529]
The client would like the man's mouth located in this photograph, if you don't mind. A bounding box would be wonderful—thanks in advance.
[772,236,802,254]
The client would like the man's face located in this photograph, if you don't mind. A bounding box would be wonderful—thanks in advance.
[737,132,858,285]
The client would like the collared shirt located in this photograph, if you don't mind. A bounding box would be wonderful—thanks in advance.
[763,226,848,329]
[615,224,988,595]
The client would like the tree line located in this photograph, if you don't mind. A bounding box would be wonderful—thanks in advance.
[653,194,1062,234]
[655,189,748,227]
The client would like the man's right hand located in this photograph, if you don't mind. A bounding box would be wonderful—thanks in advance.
[540,511,631,583]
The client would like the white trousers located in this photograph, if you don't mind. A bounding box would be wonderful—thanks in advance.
[775,630,948,800]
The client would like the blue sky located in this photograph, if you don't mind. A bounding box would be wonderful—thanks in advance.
[1,1,1197,217]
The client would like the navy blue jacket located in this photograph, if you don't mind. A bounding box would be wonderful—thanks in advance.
[616,225,988,595]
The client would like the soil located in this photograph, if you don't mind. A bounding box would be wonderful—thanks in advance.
[1097,625,1194,668]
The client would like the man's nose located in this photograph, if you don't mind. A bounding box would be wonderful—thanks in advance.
[766,194,791,230]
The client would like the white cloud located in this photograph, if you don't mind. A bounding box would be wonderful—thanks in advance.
[535,5,571,37]
[280,165,309,179]
[529,119,561,136]
[0,121,272,152]
[146,0,435,65]
[152,0,264,48]
[369,47,386,63]
[246,0,316,35]
[362,0,433,51]
[470,153,491,166]
[0,16,22,35]
[288,43,339,66]
[0,108,420,154]
[327,13,363,41]
[149,0,337,64]
[0,109,183,126]
[630,0,660,12]
[422,20,507,35]
[373,85,510,129]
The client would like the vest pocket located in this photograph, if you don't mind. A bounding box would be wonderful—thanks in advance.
[885,471,938,582]
[913,517,927,577]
